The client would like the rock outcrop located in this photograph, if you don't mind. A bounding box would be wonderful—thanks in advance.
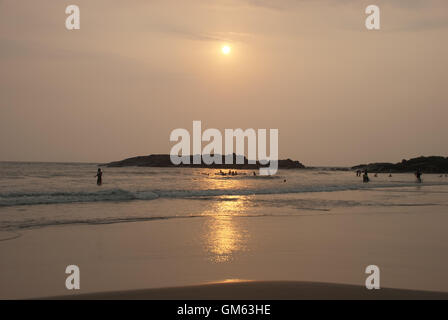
[352,156,448,173]
[105,154,305,169]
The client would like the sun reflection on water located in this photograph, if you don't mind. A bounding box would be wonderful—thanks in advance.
[203,197,250,263]
[200,172,251,263]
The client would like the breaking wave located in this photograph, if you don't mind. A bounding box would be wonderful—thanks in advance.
[1,181,447,207]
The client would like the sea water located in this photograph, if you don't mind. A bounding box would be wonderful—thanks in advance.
[1,161,448,232]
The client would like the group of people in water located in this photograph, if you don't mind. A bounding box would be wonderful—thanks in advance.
[356,169,425,183]
[217,170,242,176]
[216,170,262,177]
[355,169,373,183]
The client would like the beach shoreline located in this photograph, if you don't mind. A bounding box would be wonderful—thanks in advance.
[2,185,448,299]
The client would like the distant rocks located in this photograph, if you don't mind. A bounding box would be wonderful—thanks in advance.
[277,159,306,169]
[105,154,305,169]
[352,156,448,173]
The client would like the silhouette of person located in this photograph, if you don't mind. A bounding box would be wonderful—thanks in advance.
[363,170,370,183]
[415,170,422,183]
[96,168,103,186]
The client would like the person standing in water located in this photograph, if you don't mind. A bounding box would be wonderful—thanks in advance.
[415,170,422,183]
[363,170,370,183]
[96,168,103,186]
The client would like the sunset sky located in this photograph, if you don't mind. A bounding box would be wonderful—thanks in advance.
[0,0,447,166]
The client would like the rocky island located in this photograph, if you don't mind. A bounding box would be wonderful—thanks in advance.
[352,156,448,173]
[105,154,305,169]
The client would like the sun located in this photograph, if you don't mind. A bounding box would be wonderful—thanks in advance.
[221,45,231,55]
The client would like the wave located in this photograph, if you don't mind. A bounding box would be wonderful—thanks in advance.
[1,182,447,207]
[0,189,159,207]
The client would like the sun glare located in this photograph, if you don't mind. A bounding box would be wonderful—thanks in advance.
[221,45,231,55]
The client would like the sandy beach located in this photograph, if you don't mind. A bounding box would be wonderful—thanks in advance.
[2,182,448,299]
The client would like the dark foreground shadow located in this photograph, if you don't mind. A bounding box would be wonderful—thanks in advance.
[45,281,448,300]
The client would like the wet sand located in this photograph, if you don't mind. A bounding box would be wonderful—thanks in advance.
[2,191,448,299]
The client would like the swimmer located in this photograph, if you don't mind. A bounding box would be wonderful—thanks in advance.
[415,170,423,183]
[362,170,370,183]
[95,168,103,186]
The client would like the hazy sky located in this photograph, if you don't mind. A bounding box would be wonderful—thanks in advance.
[0,0,447,166]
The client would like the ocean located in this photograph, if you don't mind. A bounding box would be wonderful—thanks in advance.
[1,162,448,232]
